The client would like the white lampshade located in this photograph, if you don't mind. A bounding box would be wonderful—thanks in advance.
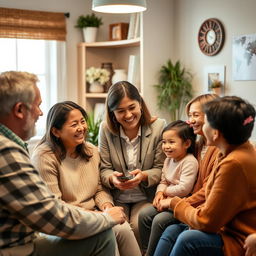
[92,0,147,13]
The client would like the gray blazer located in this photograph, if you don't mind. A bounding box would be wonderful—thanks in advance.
[99,118,166,202]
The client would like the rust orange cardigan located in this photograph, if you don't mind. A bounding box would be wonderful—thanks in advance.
[186,145,219,207]
[170,141,256,256]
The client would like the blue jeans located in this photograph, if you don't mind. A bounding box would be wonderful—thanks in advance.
[153,223,224,256]
[138,205,179,255]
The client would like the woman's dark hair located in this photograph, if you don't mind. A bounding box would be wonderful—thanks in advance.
[162,120,196,155]
[39,101,92,163]
[106,81,152,134]
[204,96,255,145]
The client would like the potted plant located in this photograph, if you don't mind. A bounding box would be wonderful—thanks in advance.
[86,67,110,93]
[155,60,193,121]
[87,112,102,146]
[210,79,222,95]
[75,13,103,43]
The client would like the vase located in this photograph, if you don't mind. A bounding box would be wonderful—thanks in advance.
[83,27,98,43]
[112,69,127,84]
[89,81,104,93]
[101,62,114,92]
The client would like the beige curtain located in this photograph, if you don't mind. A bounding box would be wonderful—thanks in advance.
[0,7,67,41]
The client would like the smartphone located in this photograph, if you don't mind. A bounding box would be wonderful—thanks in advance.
[117,173,134,182]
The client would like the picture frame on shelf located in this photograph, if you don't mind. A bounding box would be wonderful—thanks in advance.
[109,23,129,41]
[204,65,225,96]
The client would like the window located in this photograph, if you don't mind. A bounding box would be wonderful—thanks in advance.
[0,38,66,139]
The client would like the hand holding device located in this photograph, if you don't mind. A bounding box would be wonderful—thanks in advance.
[117,172,134,182]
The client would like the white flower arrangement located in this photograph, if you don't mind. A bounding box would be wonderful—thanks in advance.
[86,67,110,85]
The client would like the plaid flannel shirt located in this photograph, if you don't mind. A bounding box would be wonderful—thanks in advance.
[0,124,114,250]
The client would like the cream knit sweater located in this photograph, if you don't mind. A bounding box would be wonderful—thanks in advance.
[31,142,113,211]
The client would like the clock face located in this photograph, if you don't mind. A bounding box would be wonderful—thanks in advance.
[206,30,216,45]
[198,18,225,56]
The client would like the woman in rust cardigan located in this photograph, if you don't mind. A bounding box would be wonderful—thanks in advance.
[154,96,256,256]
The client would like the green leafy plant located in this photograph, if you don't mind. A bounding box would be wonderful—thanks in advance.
[210,79,222,88]
[87,112,102,146]
[155,60,193,121]
[75,13,103,28]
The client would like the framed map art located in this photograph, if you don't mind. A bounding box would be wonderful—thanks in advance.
[233,33,256,80]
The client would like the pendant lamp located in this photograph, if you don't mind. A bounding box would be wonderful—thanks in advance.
[92,0,147,13]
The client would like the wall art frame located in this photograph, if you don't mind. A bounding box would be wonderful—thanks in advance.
[204,65,225,96]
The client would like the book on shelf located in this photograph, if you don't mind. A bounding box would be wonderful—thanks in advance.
[127,13,136,40]
[127,13,140,40]
[133,13,140,38]
[127,55,140,90]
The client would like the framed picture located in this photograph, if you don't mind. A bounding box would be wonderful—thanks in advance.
[204,66,225,96]
[233,33,256,80]
[109,23,129,41]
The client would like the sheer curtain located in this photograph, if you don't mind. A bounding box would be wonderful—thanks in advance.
[0,7,67,151]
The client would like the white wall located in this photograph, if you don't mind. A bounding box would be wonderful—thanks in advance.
[173,0,256,139]
[142,0,174,122]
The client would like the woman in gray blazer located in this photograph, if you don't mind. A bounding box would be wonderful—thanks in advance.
[99,81,166,245]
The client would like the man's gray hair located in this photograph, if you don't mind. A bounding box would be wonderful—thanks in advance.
[0,71,38,117]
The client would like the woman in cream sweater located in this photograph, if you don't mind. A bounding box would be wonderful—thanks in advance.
[31,101,141,256]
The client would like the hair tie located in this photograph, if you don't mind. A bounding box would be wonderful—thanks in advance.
[243,116,254,126]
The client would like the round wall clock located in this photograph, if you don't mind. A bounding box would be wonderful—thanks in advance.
[198,18,225,56]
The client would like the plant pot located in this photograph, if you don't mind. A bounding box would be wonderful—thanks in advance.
[89,81,104,93]
[212,87,221,95]
[83,27,98,43]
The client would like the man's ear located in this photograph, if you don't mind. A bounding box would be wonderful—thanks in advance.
[13,102,26,119]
